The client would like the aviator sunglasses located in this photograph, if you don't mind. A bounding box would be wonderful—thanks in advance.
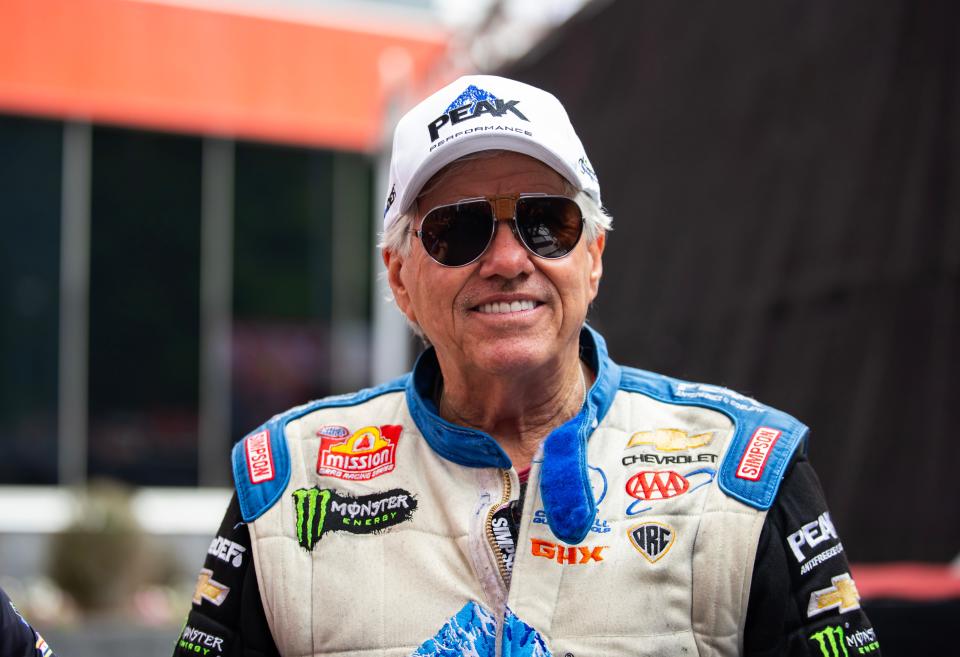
[412,193,585,267]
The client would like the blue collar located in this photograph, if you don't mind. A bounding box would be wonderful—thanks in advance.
[405,325,622,544]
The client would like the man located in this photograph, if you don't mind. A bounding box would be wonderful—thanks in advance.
[176,75,880,656]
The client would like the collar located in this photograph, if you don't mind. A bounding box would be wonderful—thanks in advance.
[405,324,621,544]
[405,324,620,469]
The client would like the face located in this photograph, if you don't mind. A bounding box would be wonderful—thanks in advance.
[384,151,605,380]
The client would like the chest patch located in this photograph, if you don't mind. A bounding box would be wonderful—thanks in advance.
[292,487,416,551]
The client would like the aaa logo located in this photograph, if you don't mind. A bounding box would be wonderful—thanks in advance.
[626,470,690,501]
[292,486,416,551]
[316,424,402,481]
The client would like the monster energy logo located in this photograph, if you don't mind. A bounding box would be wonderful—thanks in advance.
[292,486,416,551]
[810,626,847,657]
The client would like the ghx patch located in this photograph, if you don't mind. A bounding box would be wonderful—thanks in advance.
[292,487,416,551]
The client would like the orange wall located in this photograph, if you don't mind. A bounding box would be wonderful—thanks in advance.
[0,0,449,150]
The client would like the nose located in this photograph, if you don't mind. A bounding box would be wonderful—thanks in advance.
[476,219,535,279]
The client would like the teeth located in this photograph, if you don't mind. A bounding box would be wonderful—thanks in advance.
[478,300,537,314]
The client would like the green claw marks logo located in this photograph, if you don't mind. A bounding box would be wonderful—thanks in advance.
[292,487,417,551]
[810,624,880,657]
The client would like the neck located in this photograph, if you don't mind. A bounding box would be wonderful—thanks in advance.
[435,353,591,471]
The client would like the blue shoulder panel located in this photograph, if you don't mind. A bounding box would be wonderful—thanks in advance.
[231,376,408,522]
[618,368,809,510]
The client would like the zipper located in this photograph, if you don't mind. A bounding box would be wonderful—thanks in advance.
[484,468,513,584]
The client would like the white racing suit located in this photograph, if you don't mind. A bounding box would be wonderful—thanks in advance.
[176,326,881,657]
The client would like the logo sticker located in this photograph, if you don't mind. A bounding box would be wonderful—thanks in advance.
[192,568,229,606]
[180,625,226,655]
[809,623,880,657]
[316,424,402,481]
[207,535,246,568]
[735,426,782,481]
[383,184,396,218]
[245,430,274,484]
[626,428,714,452]
[628,521,676,563]
[624,467,716,516]
[622,452,718,467]
[807,573,861,617]
[292,487,416,551]
[490,505,518,577]
[787,511,844,575]
[530,538,607,565]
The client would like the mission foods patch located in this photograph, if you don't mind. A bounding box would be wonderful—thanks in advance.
[292,487,417,551]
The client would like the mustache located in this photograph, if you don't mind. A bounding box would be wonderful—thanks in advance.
[458,278,551,309]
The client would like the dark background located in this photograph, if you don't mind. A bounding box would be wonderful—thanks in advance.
[505,0,960,563]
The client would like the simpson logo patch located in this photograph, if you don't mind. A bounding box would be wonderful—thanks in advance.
[628,521,676,563]
[292,487,416,551]
[316,424,402,481]
[245,430,274,484]
[735,426,782,481]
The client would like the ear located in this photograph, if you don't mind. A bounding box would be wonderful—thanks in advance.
[383,249,418,324]
[586,232,605,300]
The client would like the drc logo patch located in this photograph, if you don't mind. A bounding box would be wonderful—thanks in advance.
[628,521,676,563]
[316,424,402,481]
[292,487,416,551]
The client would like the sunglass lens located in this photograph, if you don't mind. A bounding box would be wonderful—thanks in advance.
[516,197,583,258]
[420,201,493,266]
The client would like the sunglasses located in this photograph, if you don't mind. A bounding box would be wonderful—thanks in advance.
[412,194,585,267]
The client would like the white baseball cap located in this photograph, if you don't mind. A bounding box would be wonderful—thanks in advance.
[382,74,601,230]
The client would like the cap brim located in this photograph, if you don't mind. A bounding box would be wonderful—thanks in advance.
[396,131,582,218]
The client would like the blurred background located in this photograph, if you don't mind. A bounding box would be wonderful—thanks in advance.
[0,0,957,654]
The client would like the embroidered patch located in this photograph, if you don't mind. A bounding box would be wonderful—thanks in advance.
[626,428,714,452]
[735,426,782,480]
[207,535,246,568]
[411,600,497,657]
[809,623,879,656]
[316,424,402,481]
[192,568,230,606]
[530,538,607,565]
[179,624,227,655]
[292,487,416,551]
[244,430,274,484]
[625,467,716,517]
[490,504,519,580]
[628,521,676,563]
[807,573,861,617]
[622,452,718,467]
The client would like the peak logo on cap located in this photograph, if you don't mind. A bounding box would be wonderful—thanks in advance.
[427,84,529,142]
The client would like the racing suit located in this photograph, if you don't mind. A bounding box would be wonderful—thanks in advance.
[0,587,56,657]
[176,326,880,657]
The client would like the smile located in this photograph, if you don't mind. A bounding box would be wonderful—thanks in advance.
[475,299,539,314]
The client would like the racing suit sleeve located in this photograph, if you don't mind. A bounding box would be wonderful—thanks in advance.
[173,494,280,657]
[743,451,881,656]
[0,586,56,657]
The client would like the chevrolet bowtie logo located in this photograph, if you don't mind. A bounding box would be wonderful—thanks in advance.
[193,568,230,606]
[626,429,714,452]
[807,573,861,617]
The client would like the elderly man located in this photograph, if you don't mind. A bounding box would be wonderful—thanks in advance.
[176,76,880,657]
